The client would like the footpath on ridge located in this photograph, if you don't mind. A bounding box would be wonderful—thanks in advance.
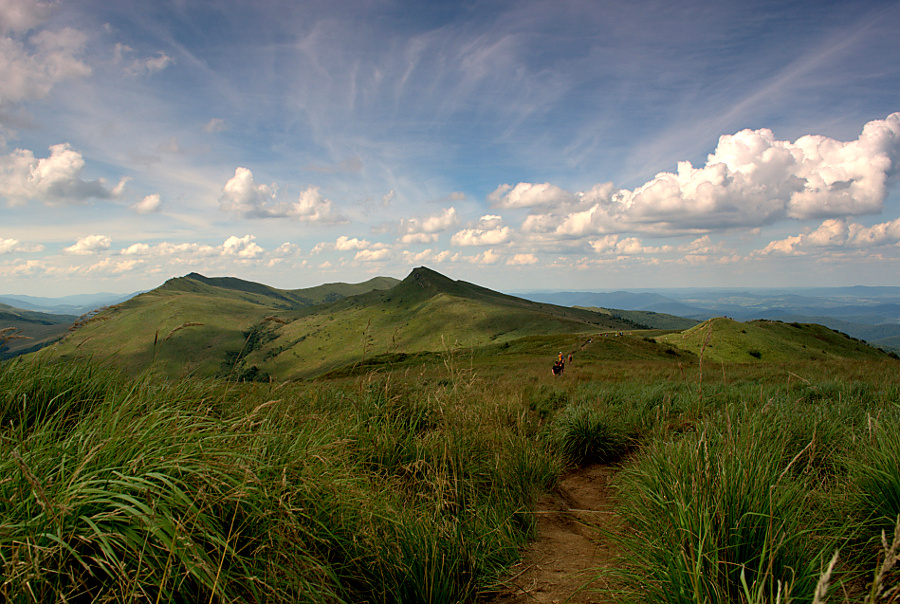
[483,464,624,604]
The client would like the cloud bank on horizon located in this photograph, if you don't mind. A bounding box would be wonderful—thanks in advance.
[0,0,898,296]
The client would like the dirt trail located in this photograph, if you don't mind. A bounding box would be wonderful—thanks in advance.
[482,464,624,604]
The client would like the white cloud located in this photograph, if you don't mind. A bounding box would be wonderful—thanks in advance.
[758,217,900,256]
[0,237,19,253]
[0,144,128,205]
[65,234,111,255]
[222,235,265,259]
[219,167,347,224]
[489,182,574,209]
[314,235,387,253]
[0,258,45,276]
[156,242,219,257]
[465,249,501,265]
[354,248,391,262]
[82,257,141,275]
[451,226,511,246]
[133,193,161,214]
[402,248,436,264]
[507,253,538,265]
[121,242,150,256]
[397,207,458,243]
[272,242,300,257]
[477,214,503,229]
[0,25,90,108]
[335,235,370,251]
[0,0,52,34]
[0,236,42,253]
[515,113,900,238]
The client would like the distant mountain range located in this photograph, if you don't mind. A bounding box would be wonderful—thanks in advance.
[0,292,142,316]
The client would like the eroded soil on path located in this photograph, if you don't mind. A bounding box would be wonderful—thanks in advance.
[482,464,625,604]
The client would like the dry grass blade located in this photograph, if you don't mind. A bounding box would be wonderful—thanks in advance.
[164,322,205,341]
[866,516,900,603]
[812,550,839,604]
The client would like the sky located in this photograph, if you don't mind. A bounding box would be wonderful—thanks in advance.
[1,0,899,297]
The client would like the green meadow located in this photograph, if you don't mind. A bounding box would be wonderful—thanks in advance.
[3,268,900,602]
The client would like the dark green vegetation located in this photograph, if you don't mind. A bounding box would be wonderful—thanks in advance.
[0,303,77,359]
[5,268,900,602]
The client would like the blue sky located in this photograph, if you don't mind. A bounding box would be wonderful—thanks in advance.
[1,0,898,296]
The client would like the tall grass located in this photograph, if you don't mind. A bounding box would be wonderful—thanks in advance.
[0,356,558,603]
[598,370,900,604]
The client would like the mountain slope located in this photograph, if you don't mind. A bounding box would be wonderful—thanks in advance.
[243,267,639,378]
[50,267,641,379]
[0,303,77,359]
[657,317,892,363]
[49,272,399,377]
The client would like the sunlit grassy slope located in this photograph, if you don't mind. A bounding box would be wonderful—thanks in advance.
[48,268,893,381]
[657,316,890,363]
[245,267,641,378]
[50,273,399,378]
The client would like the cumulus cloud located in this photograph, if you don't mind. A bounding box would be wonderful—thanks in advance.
[220,167,347,224]
[397,207,458,243]
[313,235,383,253]
[507,253,538,265]
[515,113,900,237]
[271,242,300,257]
[222,235,265,259]
[0,258,46,277]
[489,182,575,209]
[65,234,111,255]
[82,257,141,275]
[120,243,149,256]
[0,236,42,253]
[354,248,391,262]
[0,144,128,205]
[0,237,19,253]
[465,249,501,265]
[451,226,511,246]
[758,217,900,256]
[132,193,161,214]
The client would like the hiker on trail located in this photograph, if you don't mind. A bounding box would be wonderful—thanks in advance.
[552,361,564,376]
[567,353,573,365]
[558,351,563,364]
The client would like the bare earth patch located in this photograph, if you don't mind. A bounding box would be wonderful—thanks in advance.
[482,464,624,604]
